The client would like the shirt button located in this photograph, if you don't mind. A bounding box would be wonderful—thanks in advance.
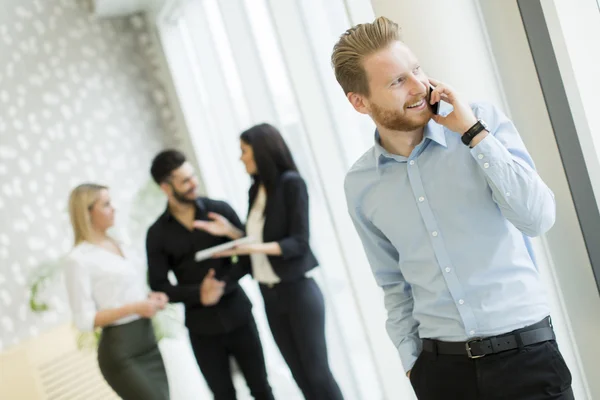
[458,299,465,305]
[418,196,425,202]
[506,192,511,197]
[432,231,438,237]
[469,330,476,335]
[409,160,415,165]
[445,267,451,273]
[483,162,490,169]
[477,154,484,159]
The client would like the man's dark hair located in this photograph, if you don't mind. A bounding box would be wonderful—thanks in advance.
[150,149,187,184]
[240,123,298,192]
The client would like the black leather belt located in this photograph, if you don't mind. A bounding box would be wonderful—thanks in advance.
[422,316,555,359]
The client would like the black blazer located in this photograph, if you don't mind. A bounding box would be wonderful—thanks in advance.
[248,171,318,282]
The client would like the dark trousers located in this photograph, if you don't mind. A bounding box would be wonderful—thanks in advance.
[410,339,573,400]
[261,277,344,400]
[98,318,169,400]
[189,318,274,400]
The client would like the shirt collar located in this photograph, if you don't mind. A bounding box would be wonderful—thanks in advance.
[162,197,207,222]
[374,120,447,171]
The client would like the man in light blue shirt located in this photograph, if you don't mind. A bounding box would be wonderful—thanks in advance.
[332,17,573,399]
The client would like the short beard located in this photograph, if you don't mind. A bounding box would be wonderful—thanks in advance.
[168,182,196,204]
[370,99,432,132]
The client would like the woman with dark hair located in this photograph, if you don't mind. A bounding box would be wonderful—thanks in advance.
[194,123,344,400]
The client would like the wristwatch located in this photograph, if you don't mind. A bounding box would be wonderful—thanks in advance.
[461,119,488,146]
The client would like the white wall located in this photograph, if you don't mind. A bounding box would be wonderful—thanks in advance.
[479,1,600,398]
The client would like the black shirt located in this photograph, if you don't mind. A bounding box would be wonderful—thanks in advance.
[146,198,252,336]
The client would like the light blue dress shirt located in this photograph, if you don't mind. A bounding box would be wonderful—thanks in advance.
[344,102,555,373]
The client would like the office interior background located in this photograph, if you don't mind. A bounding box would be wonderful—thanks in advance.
[0,0,599,398]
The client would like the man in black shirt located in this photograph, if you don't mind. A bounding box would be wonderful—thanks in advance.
[146,150,274,400]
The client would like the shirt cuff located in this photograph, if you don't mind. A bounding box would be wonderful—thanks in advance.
[469,133,512,169]
[398,338,422,373]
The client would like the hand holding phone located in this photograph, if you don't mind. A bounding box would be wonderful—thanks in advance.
[429,84,440,115]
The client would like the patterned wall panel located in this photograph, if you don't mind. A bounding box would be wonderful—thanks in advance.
[0,0,177,350]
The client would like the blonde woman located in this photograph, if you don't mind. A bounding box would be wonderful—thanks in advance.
[64,183,170,400]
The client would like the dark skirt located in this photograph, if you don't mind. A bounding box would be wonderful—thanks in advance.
[98,318,170,400]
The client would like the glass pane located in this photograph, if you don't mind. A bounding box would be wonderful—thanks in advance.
[203,0,252,129]
[243,0,298,125]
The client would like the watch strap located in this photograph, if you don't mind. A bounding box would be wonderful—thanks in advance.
[461,120,487,146]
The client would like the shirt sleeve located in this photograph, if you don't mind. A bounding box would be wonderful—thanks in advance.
[346,190,421,373]
[146,228,202,306]
[470,103,556,237]
[63,256,97,332]
[277,174,311,260]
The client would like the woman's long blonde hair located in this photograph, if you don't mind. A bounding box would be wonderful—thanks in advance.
[68,183,108,246]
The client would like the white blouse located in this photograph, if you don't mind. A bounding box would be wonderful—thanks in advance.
[64,242,149,332]
[246,186,281,285]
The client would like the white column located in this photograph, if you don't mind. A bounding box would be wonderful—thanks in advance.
[370,0,593,398]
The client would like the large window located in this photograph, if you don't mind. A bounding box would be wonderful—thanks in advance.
[154,0,403,398]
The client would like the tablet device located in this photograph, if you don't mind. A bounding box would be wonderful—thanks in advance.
[194,236,256,262]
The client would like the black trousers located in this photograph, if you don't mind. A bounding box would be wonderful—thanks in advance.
[189,318,274,400]
[410,339,574,400]
[260,277,344,400]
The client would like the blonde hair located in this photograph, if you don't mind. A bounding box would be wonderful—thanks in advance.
[331,16,402,96]
[68,183,108,246]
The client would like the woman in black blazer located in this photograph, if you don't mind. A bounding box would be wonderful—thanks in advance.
[196,124,344,400]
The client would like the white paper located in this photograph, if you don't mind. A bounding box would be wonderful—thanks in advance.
[194,236,256,262]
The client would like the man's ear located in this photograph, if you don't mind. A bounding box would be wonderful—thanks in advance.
[159,181,171,196]
[347,92,370,115]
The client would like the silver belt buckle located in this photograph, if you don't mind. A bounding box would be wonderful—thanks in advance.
[466,338,486,359]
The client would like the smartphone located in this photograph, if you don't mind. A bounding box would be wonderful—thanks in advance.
[429,85,440,115]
